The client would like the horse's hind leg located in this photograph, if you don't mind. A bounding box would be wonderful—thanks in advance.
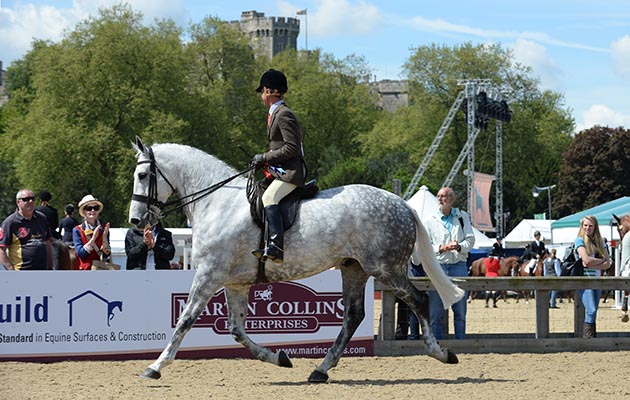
[224,286,293,368]
[141,275,221,380]
[308,261,369,383]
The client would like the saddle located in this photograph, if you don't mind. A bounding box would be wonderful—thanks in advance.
[249,179,319,229]
[248,178,318,283]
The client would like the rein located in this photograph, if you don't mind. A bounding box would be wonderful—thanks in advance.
[132,146,254,220]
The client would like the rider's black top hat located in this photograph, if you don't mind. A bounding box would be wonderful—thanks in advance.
[256,69,288,93]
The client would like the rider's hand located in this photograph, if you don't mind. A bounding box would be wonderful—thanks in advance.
[251,154,265,169]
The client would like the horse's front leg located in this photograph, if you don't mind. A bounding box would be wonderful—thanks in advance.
[308,261,369,383]
[140,272,221,380]
[224,286,293,368]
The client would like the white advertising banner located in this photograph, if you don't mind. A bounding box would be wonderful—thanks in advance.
[0,270,374,361]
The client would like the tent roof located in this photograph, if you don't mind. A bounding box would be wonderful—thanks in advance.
[504,219,553,246]
[407,185,495,248]
[551,196,630,229]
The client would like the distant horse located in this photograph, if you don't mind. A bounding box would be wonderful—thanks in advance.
[613,214,630,322]
[514,254,546,303]
[128,138,464,383]
[49,239,76,270]
[468,256,519,302]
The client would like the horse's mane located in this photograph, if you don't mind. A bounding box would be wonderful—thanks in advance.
[149,143,241,188]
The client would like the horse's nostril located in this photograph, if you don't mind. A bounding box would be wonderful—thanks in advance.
[130,218,140,226]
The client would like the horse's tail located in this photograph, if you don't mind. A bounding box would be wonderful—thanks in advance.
[409,208,465,309]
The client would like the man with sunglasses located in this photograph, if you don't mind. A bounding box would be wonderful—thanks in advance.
[0,189,52,270]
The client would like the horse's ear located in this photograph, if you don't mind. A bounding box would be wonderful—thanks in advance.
[132,136,147,156]
[613,214,621,224]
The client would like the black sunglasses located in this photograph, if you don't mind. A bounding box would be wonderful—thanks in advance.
[18,196,36,202]
[85,205,100,212]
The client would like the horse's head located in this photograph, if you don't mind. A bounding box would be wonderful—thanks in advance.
[129,137,176,229]
[614,214,630,240]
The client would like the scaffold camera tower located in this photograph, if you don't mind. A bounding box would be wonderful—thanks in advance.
[402,79,512,236]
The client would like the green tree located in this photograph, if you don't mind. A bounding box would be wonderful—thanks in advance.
[359,42,574,228]
[0,4,190,225]
[555,126,630,216]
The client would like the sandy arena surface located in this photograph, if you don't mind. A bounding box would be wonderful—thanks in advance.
[2,351,630,400]
[3,297,629,400]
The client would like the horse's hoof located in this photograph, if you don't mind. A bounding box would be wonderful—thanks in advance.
[621,314,629,323]
[446,349,459,364]
[308,369,329,383]
[278,350,293,368]
[139,367,161,380]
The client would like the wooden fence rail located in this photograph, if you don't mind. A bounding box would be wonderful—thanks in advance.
[375,277,630,355]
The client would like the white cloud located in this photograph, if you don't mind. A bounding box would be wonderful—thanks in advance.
[611,35,630,79]
[510,39,563,91]
[578,104,630,131]
[301,0,380,37]
[407,16,609,53]
[0,4,76,66]
[0,1,188,68]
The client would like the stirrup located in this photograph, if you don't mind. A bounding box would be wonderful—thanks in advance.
[266,244,284,264]
[252,248,268,262]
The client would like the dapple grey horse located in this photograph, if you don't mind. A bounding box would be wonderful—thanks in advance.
[129,138,463,383]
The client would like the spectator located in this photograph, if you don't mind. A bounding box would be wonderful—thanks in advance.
[484,249,501,308]
[544,248,561,308]
[35,190,61,240]
[59,204,78,246]
[574,215,612,338]
[73,194,110,270]
[422,187,475,339]
[125,222,175,270]
[250,69,307,264]
[492,235,506,258]
[0,189,52,270]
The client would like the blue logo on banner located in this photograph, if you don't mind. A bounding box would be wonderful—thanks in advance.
[67,290,123,327]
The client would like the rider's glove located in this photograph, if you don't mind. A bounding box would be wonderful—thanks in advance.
[251,153,265,169]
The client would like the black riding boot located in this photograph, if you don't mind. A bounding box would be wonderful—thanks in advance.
[253,205,284,264]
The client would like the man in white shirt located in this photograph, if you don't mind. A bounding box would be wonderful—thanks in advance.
[422,187,475,339]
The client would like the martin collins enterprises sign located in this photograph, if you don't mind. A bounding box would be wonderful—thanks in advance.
[0,270,374,361]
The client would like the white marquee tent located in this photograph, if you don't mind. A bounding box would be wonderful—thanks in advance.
[407,185,494,248]
[503,219,554,248]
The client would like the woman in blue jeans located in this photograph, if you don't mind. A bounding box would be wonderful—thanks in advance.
[574,215,612,338]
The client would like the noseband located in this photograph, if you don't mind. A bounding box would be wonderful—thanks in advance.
[132,146,254,223]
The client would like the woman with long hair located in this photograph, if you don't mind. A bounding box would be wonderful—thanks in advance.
[574,215,612,338]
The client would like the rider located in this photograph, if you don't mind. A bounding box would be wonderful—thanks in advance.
[492,235,506,259]
[251,69,306,264]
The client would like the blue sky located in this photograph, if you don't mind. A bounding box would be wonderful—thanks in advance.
[1,0,629,132]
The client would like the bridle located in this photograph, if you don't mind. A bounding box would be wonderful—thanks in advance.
[131,146,254,224]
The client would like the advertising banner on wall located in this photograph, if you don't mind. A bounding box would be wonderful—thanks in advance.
[0,270,373,361]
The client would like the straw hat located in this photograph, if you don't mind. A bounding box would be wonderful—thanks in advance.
[78,194,104,217]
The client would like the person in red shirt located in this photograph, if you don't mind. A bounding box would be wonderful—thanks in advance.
[484,249,502,308]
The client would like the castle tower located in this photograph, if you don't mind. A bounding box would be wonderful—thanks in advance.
[232,11,300,60]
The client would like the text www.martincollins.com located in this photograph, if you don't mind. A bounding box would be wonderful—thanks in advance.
[280,346,368,357]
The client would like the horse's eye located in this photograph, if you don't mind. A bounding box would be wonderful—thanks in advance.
[138,172,148,180]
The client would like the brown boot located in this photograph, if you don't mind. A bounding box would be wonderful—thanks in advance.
[583,322,594,338]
